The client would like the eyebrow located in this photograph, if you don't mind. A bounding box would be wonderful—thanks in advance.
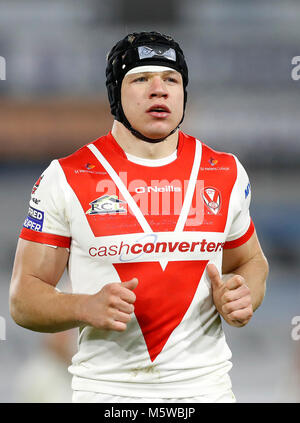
[128,70,180,79]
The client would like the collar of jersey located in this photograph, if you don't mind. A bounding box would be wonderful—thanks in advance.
[107,131,185,167]
[125,150,177,167]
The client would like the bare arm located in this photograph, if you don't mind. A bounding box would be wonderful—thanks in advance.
[9,239,137,333]
[207,231,269,327]
[222,230,269,312]
[10,239,83,332]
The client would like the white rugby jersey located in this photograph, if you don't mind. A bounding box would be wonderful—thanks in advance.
[20,131,254,398]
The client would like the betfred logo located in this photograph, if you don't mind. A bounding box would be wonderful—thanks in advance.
[23,206,44,232]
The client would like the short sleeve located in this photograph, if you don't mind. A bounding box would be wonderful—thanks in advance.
[224,157,255,249]
[19,160,71,248]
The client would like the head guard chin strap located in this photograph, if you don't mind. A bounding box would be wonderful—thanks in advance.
[106,31,189,143]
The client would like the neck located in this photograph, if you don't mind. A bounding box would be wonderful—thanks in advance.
[111,120,179,160]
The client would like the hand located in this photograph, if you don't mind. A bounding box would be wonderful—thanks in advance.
[207,264,253,327]
[78,278,138,332]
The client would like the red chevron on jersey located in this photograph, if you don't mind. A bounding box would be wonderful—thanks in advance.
[19,128,254,396]
[113,259,209,362]
[184,143,237,232]
[58,132,238,237]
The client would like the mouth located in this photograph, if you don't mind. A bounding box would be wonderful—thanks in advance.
[146,104,171,118]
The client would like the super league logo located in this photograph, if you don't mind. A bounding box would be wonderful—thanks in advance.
[0,56,6,81]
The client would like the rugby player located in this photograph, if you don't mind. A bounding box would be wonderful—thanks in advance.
[9,32,269,403]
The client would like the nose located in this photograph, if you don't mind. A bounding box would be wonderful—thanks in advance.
[149,76,168,99]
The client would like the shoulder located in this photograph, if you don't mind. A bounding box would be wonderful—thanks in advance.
[58,133,108,170]
[181,131,239,171]
[202,142,235,163]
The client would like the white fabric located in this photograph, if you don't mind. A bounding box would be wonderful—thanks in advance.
[21,134,252,399]
[224,156,252,241]
[125,150,177,167]
[72,389,236,403]
[25,161,72,238]
[125,65,175,76]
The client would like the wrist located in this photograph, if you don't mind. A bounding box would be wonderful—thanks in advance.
[55,291,90,327]
[71,293,91,326]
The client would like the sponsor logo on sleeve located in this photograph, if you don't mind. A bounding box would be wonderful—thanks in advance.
[31,175,44,195]
[245,181,251,199]
[23,206,44,231]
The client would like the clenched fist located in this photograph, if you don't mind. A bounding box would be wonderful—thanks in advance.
[78,278,138,332]
[207,264,253,327]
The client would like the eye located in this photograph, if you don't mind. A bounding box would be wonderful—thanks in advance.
[133,76,147,82]
[165,76,178,83]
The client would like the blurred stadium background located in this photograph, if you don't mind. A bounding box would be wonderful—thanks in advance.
[0,0,299,403]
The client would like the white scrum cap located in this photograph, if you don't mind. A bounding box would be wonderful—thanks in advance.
[125,65,176,76]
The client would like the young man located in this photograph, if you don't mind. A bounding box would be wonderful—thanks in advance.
[9,32,268,403]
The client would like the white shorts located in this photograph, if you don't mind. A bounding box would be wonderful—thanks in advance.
[72,389,236,403]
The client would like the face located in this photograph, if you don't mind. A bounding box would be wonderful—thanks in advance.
[121,70,184,139]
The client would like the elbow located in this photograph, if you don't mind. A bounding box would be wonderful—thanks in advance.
[9,289,22,327]
[262,254,270,287]
[9,283,28,329]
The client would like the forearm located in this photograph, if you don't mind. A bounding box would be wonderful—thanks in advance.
[223,251,268,311]
[9,275,88,333]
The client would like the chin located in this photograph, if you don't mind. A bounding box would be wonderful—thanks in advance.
[141,132,170,141]
[141,124,175,140]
